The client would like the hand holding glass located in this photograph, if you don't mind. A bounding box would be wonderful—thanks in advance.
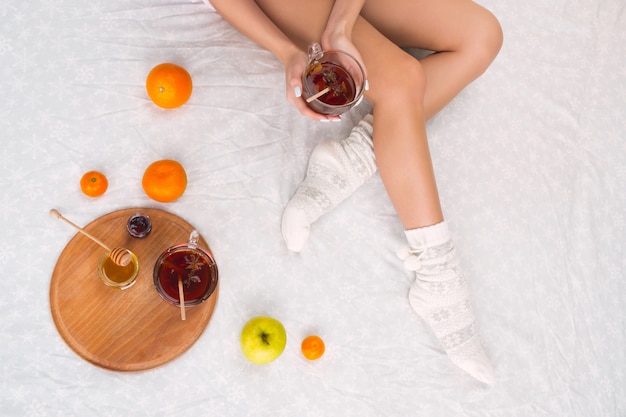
[302,42,365,116]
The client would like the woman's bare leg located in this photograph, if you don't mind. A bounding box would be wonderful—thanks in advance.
[351,23,441,229]
[257,0,500,382]
[361,0,503,120]
[263,0,502,231]
[354,0,502,228]
[352,6,500,383]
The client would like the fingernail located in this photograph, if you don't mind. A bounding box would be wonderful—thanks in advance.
[364,80,369,91]
[294,86,302,98]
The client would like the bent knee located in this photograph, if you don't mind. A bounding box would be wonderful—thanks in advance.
[367,53,426,106]
[469,9,504,65]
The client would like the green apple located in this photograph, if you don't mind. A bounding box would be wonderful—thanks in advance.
[240,316,287,364]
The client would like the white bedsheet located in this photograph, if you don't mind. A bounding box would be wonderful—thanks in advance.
[1,0,624,416]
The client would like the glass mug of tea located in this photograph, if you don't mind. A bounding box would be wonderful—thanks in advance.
[302,42,365,116]
[153,231,218,307]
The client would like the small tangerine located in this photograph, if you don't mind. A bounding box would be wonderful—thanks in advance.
[301,335,325,360]
[80,170,108,197]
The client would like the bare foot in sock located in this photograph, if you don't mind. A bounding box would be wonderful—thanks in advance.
[282,115,376,252]
[399,221,495,384]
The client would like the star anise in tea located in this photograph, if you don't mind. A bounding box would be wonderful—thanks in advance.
[184,274,202,287]
[184,254,204,272]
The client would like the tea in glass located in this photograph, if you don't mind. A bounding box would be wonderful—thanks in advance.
[153,245,217,307]
[302,42,365,116]
[304,62,356,105]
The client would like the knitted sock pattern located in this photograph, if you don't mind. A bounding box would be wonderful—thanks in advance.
[281,115,376,251]
[400,222,495,384]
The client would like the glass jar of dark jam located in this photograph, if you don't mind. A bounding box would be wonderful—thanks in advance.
[127,213,152,238]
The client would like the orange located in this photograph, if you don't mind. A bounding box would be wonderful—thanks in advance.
[146,63,193,109]
[301,335,325,360]
[80,170,108,197]
[142,159,187,202]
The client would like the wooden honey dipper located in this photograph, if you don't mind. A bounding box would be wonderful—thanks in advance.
[49,209,132,267]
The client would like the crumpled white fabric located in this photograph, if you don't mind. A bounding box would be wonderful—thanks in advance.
[191,0,215,11]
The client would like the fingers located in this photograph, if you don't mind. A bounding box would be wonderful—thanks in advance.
[320,36,369,93]
[291,90,341,121]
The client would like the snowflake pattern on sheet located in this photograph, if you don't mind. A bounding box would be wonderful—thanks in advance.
[0,0,624,416]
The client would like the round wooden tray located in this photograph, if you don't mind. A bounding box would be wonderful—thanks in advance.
[50,208,219,372]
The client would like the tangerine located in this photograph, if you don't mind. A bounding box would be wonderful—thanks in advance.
[146,63,193,109]
[80,170,108,197]
[142,159,187,203]
[301,335,325,360]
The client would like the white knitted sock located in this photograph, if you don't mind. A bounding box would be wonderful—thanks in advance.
[398,221,495,384]
[282,114,376,252]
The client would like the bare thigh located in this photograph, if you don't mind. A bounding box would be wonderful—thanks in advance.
[254,0,422,89]
[255,0,501,110]
[360,0,503,118]
[255,0,499,53]
[361,0,502,52]
[253,0,334,49]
